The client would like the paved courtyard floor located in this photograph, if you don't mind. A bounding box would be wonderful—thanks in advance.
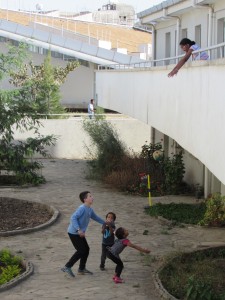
[0,159,225,300]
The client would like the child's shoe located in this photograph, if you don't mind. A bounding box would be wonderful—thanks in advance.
[77,268,93,275]
[113,276,124,284]
[61,266,75,278]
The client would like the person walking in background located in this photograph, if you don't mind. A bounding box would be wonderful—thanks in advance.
[88,99,95,119]
[61,191,105,278]
[100,212,116,271]
[168,38,209,77]
[106,227,150,284]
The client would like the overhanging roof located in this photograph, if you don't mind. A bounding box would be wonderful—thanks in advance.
[137,0,216,23]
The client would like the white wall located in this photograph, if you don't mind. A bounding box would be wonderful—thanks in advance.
[95,58,225,186]
[13,118,151,159]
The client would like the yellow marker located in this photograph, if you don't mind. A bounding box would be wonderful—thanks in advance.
[147,174,152,206]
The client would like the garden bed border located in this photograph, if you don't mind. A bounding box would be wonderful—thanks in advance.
[0,197,60,236]
[153,245,225,300]
[0,260,34,292]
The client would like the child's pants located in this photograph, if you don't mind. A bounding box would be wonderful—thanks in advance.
[100,243,113,268]
[65,233,90,270]
[106,250,124,277]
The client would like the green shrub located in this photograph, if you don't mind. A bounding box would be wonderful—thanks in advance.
[95,106,105,120]
[82,124,186,196]
[145,202,206,225]
[141,142,186,195]
[0,265,21,285]
[198,193,225,226]
[0,249,23,285]
[185,276,214,300]
[83,119,126,179]
[163,152,185,194]
[0,249,22,265]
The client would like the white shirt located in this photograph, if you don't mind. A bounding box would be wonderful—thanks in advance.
[190,44,209,60]
[88,103,94,115]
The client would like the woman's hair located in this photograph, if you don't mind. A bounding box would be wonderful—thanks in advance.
[115,227,125,239]
[79,191,90,202]
[106,212,116,221]
[179,38,195,46]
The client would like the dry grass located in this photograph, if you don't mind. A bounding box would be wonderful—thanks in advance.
[104,155,146,191]
[0,9,151,53]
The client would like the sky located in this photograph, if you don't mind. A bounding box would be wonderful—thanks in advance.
[0,0,162,14]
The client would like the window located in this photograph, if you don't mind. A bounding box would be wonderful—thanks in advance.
[175,30,177,56]
[165,32,171,65]
[217,18,225,57]
[195,25,201,46]
[180,29,188,55]
[181,29,187,39]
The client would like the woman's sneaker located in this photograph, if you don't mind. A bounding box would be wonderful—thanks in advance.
[61,266,75,278]
[113,276,124,284]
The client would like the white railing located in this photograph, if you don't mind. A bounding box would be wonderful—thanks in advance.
[36,113,130,120]
[98,42,225,70]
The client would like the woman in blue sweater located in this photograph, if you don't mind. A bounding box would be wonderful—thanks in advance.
[61,191,105,278]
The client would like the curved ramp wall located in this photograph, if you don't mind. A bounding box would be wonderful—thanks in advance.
[95,59,225,185]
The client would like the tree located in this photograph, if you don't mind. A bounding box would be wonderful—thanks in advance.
[10,51,79,117]
[0,44,79,185]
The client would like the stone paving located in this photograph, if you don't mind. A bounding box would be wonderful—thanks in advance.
[0,159,225,300]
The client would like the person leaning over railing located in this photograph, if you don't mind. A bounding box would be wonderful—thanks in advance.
[168,38,209,78]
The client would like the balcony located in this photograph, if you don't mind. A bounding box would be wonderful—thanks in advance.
[96,45,225,187]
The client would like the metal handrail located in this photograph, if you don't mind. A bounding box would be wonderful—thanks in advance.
[98,42,225,70]
[35,113,130,120]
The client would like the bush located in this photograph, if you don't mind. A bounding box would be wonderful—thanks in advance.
[0,249,22,265]
[141,142,186,195]
[145,202,206,225]
[104,155,146,192]
[198,193,225,226]
[163,152,185,194]
[0,249,23,285]
[83,122,187,197]
[83,119,126,179]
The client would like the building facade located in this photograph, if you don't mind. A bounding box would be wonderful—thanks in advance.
[95,0,225,197]
[138,0,225,62]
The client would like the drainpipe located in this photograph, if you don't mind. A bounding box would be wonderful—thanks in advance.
[149,22,156,66]
[163,8,181,62]
[151,127,155,144]
[192,0,214,48]
[176,18,181,59]
[204,166,211,198]
[208,6,213,47]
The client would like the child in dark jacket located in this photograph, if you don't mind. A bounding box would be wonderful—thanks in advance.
[100,212,116,270]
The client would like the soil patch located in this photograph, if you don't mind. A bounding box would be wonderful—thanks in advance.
[0,197,53,232]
